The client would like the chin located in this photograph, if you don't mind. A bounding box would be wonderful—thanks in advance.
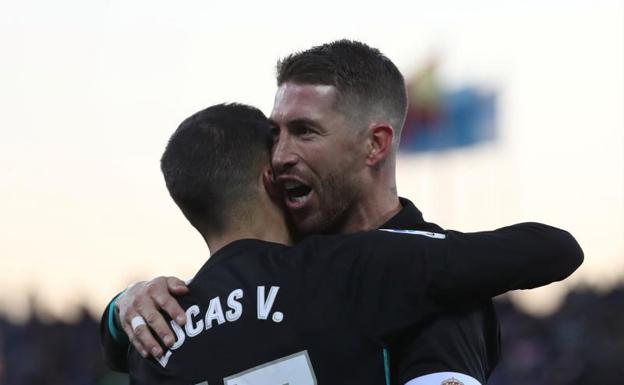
[293,214,329,236]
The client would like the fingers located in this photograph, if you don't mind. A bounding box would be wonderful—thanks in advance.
[116,276,189,359]
[143,277,184,346]
[154,290,187,327]
[141,302,177,351]
[115,281,149,357]
[120,308,157,359]
[167,276,189,295]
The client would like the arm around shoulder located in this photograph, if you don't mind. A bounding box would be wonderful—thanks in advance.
[100,292,130,372]
[522,222,584,285]
[433,222,584,301]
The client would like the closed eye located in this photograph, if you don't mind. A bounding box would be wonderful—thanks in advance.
[289,119,321,138]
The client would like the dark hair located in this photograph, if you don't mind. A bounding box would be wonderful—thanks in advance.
[276,39,407,139]
[161,103,272,233]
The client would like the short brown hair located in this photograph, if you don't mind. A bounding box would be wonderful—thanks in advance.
[277,39,407,138]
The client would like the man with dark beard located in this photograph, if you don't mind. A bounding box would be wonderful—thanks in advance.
[102,41,580,385]
[118,102,582,385]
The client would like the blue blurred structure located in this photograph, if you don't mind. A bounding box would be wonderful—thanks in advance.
[400,60,497,152]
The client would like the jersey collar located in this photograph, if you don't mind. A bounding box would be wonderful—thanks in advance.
[200,239,277,274]
[380,197,443,232]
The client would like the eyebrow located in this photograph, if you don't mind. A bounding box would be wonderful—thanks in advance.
[288,118,326,133]
[268,119,279,129]
[291,117,321,127]
[269,116,322,127]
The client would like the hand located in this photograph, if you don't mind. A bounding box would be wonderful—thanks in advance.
[115,276,189,358]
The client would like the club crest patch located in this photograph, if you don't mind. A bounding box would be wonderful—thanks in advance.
[441,378,464,385]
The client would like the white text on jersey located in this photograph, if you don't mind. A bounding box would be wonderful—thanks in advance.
[156,286,282,368]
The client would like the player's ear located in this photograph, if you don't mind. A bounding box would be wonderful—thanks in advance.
[262,167,282,203]
[366,123,395,167]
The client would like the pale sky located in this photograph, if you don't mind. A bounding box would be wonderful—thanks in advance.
[1,0,623,321]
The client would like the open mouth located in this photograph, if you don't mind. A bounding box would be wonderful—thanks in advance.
[283,180,312,205]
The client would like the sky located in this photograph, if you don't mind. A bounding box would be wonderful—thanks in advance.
[0,0,623,321]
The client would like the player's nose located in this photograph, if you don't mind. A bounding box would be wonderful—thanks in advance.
[271,131,298,173]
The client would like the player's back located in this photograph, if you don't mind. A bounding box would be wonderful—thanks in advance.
[128,237,391,385]
[125,223,583,385]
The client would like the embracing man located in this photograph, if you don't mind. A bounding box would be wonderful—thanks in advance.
[101,40,583,385]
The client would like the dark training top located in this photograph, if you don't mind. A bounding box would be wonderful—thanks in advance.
[101,199,583,385]
[381,199,497,384]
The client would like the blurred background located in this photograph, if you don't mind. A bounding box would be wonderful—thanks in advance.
[0,0,622,384]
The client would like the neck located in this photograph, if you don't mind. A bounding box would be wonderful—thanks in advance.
[336,170,401,233]
[203,198,292,255]
[338,193,401,234]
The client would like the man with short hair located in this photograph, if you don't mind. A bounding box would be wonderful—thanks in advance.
[270,40,408,236]
[270,40,494,384]
[102,40,580,385]
[119,102,581,385]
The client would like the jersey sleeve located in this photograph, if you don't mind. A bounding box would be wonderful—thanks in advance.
[343,222,583,344]
[431,222,584,300]
[100,292,130,372]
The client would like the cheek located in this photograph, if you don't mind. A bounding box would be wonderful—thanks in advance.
[298,143,332,171]
[321,161,359,199]
[307,137,366,186]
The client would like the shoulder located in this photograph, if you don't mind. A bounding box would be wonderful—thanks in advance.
[378,228,447,239]
[298,230,444,258]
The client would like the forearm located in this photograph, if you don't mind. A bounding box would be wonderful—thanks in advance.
[432,222,584,300]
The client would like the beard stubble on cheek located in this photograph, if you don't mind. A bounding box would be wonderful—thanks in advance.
[313,166,362,234]
[291,165,358,236]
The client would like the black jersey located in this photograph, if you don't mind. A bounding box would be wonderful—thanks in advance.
[381,198,498,384]
[124,222,582,385]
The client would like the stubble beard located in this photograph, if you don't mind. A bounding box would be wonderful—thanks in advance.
[297,166,363,235]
